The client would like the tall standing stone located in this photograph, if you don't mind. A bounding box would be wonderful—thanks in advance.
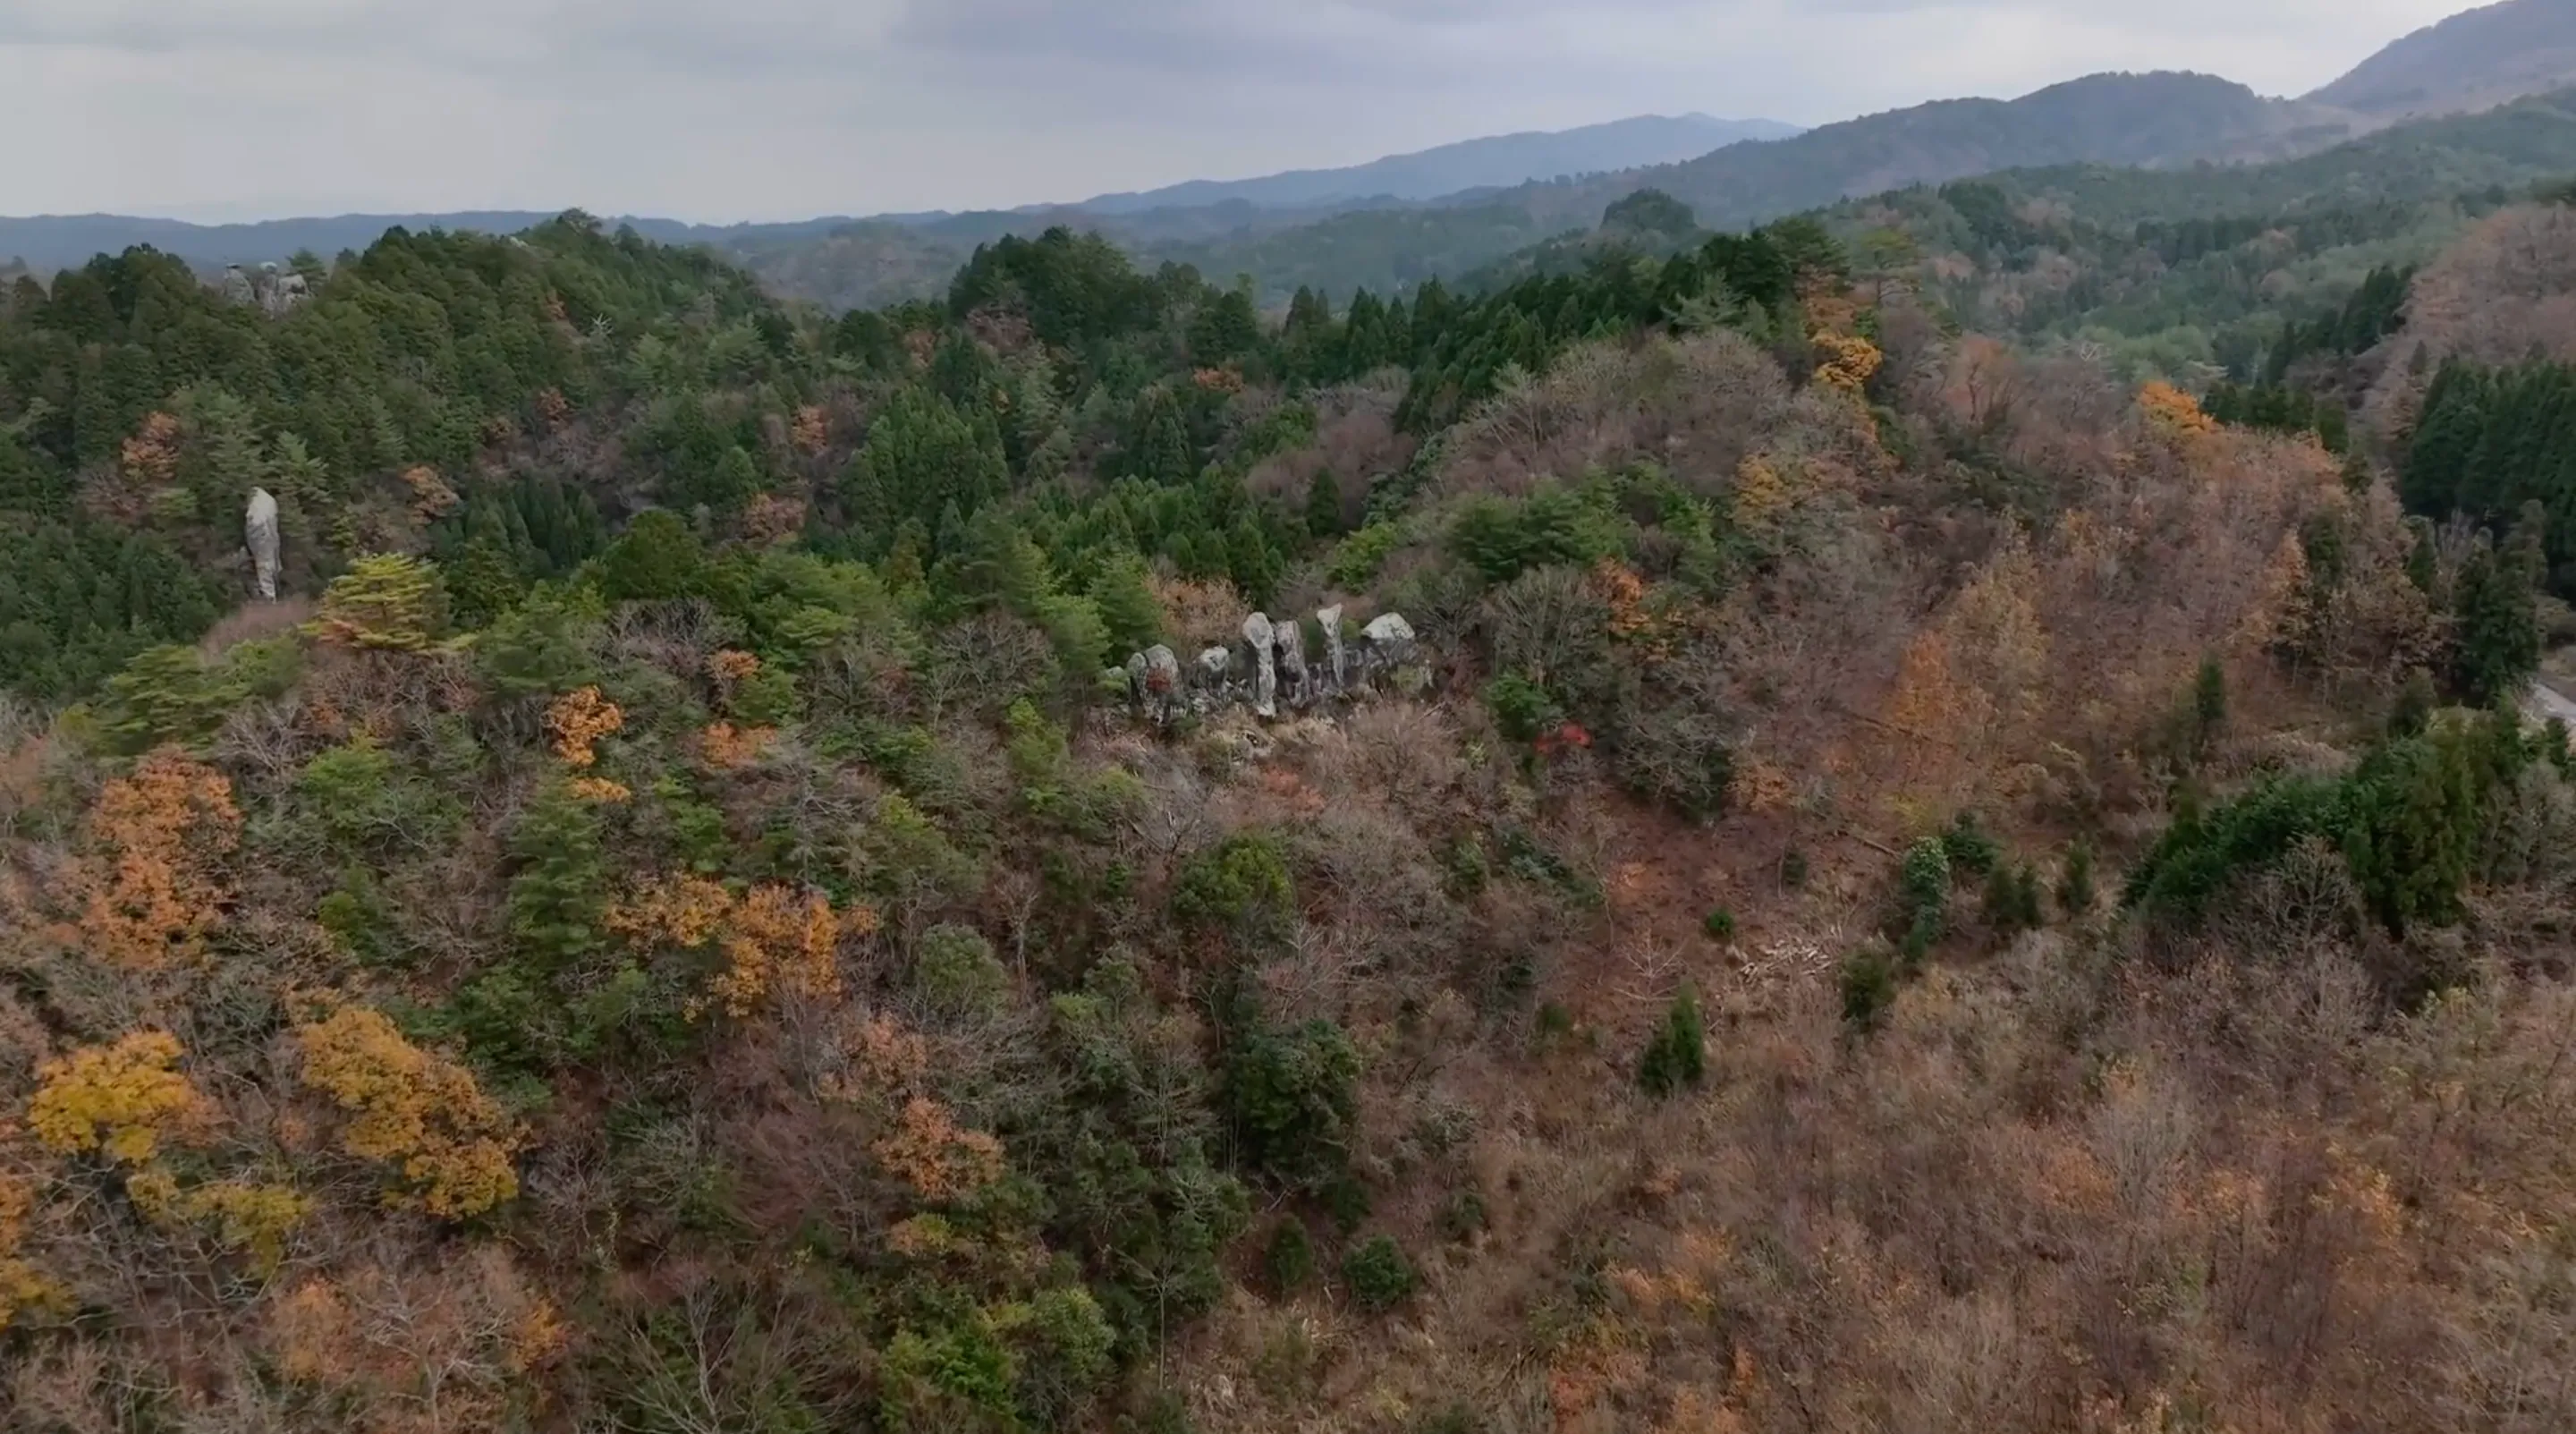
[1143,645,1182,724]
[1242,613,1278,718]
[1276,615,1309,709]
[1319,605,1347,693]
[245,488,282,600]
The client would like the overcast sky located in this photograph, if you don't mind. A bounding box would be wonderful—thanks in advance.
[0,0,2480,223]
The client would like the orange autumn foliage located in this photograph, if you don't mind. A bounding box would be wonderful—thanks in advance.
[828,1011,934,1099]
[59,749,241,971]
[608,876,873,1018]
[870,1096,1004,1202]
[268,1248,562,1433]
[120,412,182,486]
[2139,380,2218,437]
[792,403,830,455]
[739,491,809,547]
[564,776,632,804]
[544,686,623,768]
[401,464,462,523]
[699,722,778,772]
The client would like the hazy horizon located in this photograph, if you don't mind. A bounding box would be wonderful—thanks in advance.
[2,0,2480,225]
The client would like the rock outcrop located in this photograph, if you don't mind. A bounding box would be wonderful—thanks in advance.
[245,488,281,600]
[1120,608,1427,725]
[220,264,310,318]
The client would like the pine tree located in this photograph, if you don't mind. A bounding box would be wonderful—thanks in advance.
[2192,657,2228,763]
[505,783,607,972]
[1304,469,1344,539]
[2452,533,2539,706]
[1637,987,1707,1098]
[1089,549,1165,655]
[1133,390,1196,487]
[310,554,447,652]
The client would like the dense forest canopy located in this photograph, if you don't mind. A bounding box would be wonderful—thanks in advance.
[5,148,2576,1434]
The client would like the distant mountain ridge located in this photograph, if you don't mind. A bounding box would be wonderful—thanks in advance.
[1478,72,2369,232]
[21,2,2576,312]
[0,211,869,276]
[1070,114,1801,215]
[0,113,1799,279]
[2309,0,2576,121]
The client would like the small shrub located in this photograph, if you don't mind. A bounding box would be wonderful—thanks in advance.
[1482,670,1562,746]
[1445,835,1490,896]
[1780,848,1809,889]
[1898,837,1953,959]
[1125,1390,1197,1434]
[1439,1187,1490,1243]
[1342,1235,1419,1312]
[1173,833,1293,936]
[2057,838,2097,916]
[1266,1218,1317,1293]
[1841,947,1898,1031]
[1536,1002,1575,1039]
[1939,812,2000,876]
[2193,655,2228,760]
[1983,862,2045,938]
[1636,986,1707,1099]
[2391,669,2437,738]
[1702,907,1735,940]
[1321,1175,1373,1234]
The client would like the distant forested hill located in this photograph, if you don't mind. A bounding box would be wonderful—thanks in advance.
[2311,0,2576,121]
[1073,114,1801,213]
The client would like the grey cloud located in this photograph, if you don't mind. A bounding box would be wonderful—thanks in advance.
[0,0,2479,223]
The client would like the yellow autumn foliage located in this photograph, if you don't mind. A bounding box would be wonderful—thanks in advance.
[1733,454,1793,529]
[293,1005,519,1219]
[1812,331,1883,393]
[127,1166,312,1272]
[28,1031,215,1164]
[0,1169,64,1331]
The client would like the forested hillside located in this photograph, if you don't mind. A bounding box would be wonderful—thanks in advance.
[5,180,2576,1434]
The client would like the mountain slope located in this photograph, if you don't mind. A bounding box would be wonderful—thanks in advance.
[1488,72,2368,231]
[2310,0,2576,121]
[1074,114,1801,215]
[1961,85,2576,226]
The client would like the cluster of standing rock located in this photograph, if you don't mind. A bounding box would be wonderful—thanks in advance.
[1121,607,1420,725]
[219,263,309,318]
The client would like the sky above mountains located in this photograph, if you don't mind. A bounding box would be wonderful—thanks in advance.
[4,0,2480,223]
